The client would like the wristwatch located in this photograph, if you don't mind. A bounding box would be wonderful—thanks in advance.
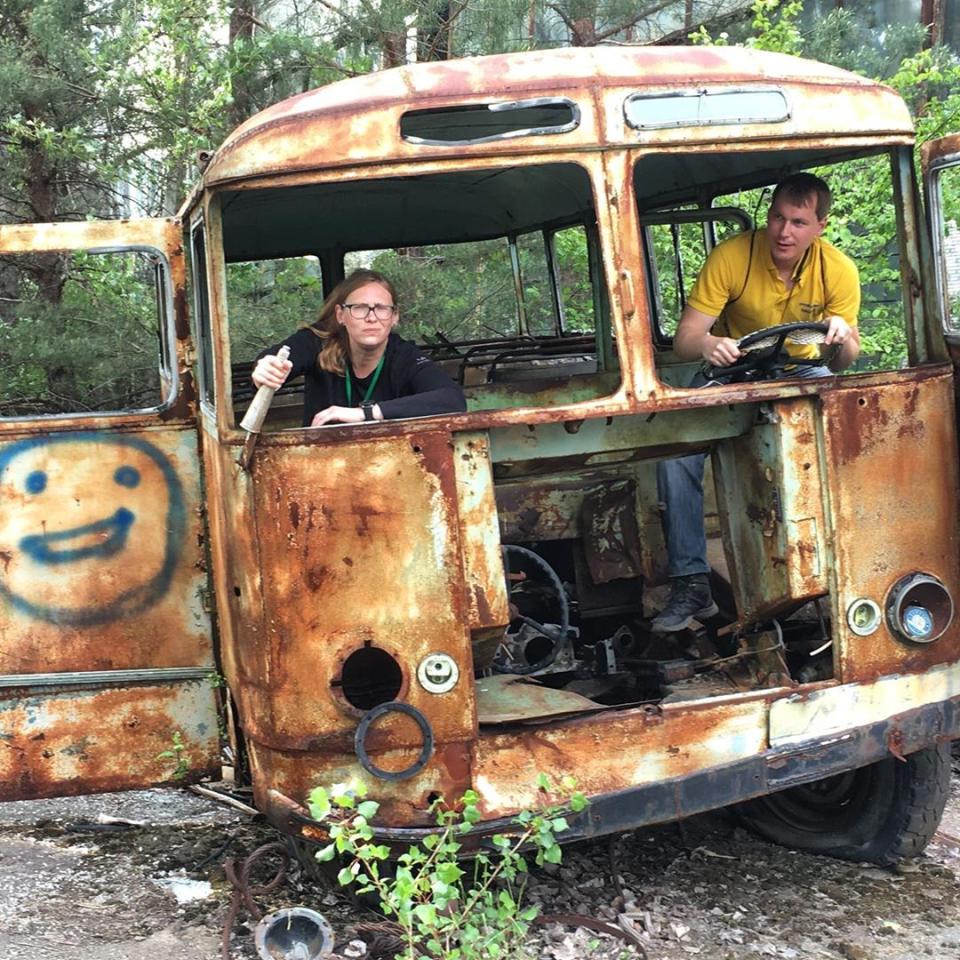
[361,402,376,422]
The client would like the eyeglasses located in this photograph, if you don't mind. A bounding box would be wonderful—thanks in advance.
[341,302,397,321]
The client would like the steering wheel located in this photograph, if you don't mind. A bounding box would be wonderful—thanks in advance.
[493,544,570,676]
[704,321,834,384]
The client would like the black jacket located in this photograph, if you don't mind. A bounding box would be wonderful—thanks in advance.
[259,330,466,426]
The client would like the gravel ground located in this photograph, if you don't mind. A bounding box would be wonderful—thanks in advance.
[3,771,960,960]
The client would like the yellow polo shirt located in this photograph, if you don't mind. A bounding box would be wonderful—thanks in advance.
[686,231,860,360]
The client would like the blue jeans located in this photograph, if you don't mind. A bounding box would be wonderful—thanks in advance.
[656,364,832,579]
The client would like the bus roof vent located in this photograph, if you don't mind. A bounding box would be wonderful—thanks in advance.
[401,98,580,145]
[625,88,789,130]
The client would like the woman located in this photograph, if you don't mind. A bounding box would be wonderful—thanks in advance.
[252,269,466,426]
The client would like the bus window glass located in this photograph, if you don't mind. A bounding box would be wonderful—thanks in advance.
[0,249,169,418]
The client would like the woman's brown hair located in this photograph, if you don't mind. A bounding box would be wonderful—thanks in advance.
[307,269,398,375]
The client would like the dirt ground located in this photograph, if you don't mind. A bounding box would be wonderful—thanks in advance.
[3,767,960,960]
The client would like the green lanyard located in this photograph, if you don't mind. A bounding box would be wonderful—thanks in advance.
[344,353,386,407]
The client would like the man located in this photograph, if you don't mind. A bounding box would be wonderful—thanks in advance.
[652,172,861,633]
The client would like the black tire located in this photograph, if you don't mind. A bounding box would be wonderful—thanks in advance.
[736,743,950,864]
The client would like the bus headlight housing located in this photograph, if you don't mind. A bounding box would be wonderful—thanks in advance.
[886,573,953,644]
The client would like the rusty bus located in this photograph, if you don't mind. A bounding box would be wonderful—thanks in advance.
[3,46,960,866]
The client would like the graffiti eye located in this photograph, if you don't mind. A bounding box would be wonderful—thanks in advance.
[114,466,141,488]
[25,470,47,494]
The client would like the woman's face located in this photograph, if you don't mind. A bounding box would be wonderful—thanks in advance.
[335,281,398,352]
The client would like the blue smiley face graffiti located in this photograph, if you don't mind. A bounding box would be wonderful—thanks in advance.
[0,433,186,626]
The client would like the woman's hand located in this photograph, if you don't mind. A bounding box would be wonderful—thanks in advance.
[252,353,293,390]
[311,404,383,426]
[311,405,363,426]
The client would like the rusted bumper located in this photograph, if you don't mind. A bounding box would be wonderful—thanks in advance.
[286,689,960,847]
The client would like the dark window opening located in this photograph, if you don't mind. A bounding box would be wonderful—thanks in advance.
[401,99,579,145]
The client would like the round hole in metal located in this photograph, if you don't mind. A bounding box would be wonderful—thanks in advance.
[340,647,403,709]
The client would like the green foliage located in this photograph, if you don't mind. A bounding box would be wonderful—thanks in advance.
[156,730,190,780]
[804,10,927,80]
[306,775,588,960]
[344,227,595,350]
[227,257,324,363]
[0,250,163,415]
[888,47,960,142]
[745,0,804,54]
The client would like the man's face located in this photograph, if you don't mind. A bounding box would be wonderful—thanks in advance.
[765,192,826,271]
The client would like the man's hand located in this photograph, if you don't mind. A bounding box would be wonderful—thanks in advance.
[252,353,292,390]
[700,334,743,367]
[673,305,742,366]
[823,314,853,347]
[821,314,860,372]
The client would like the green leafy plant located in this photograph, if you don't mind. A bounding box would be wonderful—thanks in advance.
[306,773,588,960]
[156,730,190,780]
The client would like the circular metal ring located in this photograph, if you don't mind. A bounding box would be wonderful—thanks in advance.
[255,907,333,960]
[354,700,434,781]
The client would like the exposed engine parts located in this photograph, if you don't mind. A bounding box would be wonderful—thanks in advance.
[491,541,834,706]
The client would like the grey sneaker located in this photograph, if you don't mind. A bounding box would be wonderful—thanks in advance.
[651,574,719,633]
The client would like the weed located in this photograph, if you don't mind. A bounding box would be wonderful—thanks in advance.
[307,772,588,960]
[156,730,190,780]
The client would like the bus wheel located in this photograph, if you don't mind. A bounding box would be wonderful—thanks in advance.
[736,743,950,864]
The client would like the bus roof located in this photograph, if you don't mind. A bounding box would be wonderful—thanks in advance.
[201,46,913,189]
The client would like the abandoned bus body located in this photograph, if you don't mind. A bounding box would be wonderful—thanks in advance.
[3,46,960,864]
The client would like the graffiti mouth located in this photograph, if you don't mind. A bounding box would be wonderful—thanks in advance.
[20,508,135,564]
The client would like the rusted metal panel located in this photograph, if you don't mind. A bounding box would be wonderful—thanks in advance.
[0,218,180,255]
[769,659,960,746]
[469,697,769,820]
[204,48,912,187]
[0,429,212,674]
[251,692,770,828]
[497,476,585,541]
[922,133,960,168]
[475,675,607,723]
[451,432,509,632]
[0,679,219,800]
[714,397,828,623]
[248,736,477,827]
[225,430,476,758]
[821,371,960,681]
[488,403,756,473]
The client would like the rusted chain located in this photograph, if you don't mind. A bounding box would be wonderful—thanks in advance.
[221,840,290,960]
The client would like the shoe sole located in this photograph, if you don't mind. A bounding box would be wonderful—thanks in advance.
[651,601,720,633]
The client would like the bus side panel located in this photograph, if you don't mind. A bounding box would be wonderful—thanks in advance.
[219,429,478,823]
[822,370,960,681]
[0,427,219,798]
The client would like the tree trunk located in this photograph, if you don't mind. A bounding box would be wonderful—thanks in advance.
[570,16,597,45]
[229,0,257,128]
[920,0,945,47]
[21,102,65,303]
